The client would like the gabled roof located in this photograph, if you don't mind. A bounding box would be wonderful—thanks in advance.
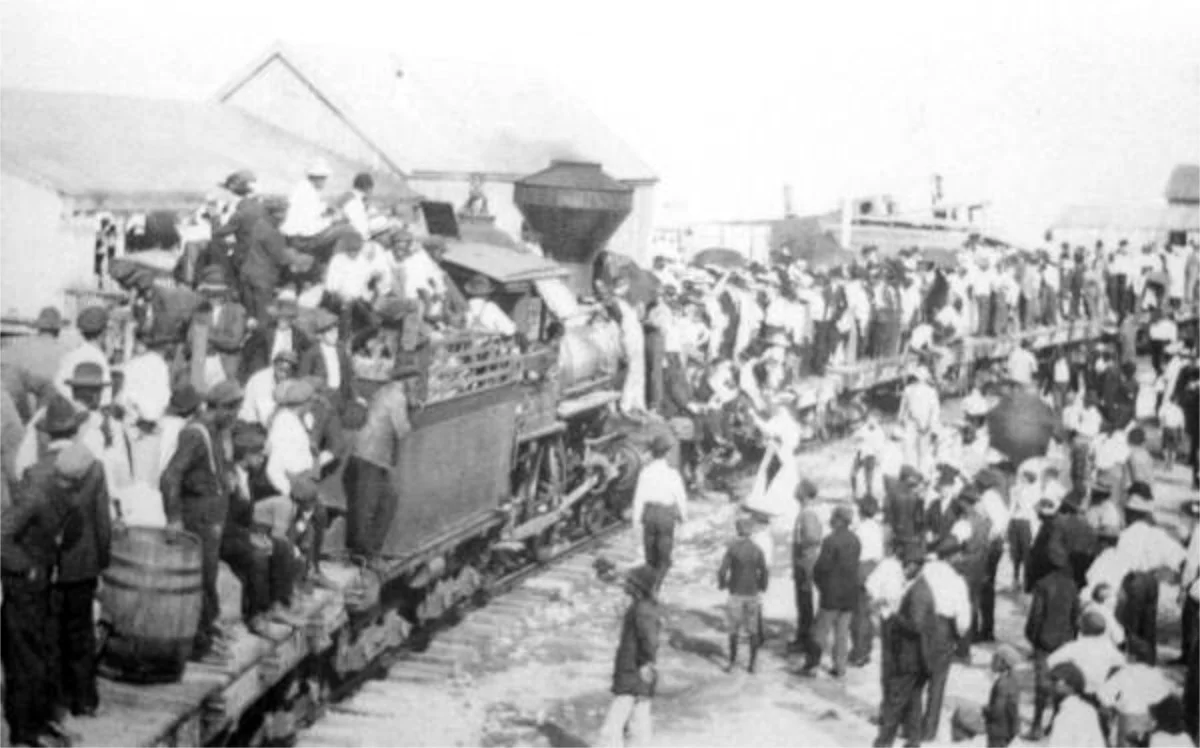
[217,43,656,183]
[0,88,419,213]
[441,241,567,284]
[1166,164,1199,204]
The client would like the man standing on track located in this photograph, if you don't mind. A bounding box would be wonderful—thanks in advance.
[630,433,688,591]
[898,365,940,476]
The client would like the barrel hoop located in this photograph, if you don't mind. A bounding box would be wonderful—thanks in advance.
[103,575,202,596]
[110,554,198,578]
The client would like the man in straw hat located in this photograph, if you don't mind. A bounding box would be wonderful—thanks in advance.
[0,403,86,747]
[1,305,70,422]
[160,380,243,663]
[717,517,768,673]
[281,159,332,239]
[597,564,660,747]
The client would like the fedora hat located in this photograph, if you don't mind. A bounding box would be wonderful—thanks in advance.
[37,394,88,435]
[34,306,65,332]
[169,384,202,416]
[76,306,109,336]
[220,169,256,191]
[64,362,110,389]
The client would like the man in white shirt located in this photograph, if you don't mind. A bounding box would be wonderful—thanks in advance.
[342,173,373,238]
[463,275,517,336]
[54,306,112,406]
[631,433,688,590]
[239,350,299,426]
[324,233,382,305]
[1148,310,1179,375]
[281,160,331,238]
[1046,608,1127,695]
[898,366,940,476]
[1006,338,1039,389]
[975,469,1010,641]
[1114,490,1187,665]
[265,379,317,498]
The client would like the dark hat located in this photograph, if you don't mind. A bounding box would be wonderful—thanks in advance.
[64,362,109,389]
[38,394,88,435]
[77,306,109,336]
[169,384,202,416]
[220,169,256,191]
[262,194,289,214]
[831,505,855,526]
[206,381,244,407]
[648,432,674,457]
[274,379,315,407]
[34,306,65,332]
[270,296,300,319]
[196,264,229,293]
[290,472,320,503]
[795,479,818,501]
[231,423,267,458]
[464,274,496,297]
[312,309,338,333]
[624,565,658,598]
[272,350,300,367]
[1080,608,1107,636]
[900,543,928,567]
[973,468,1002,491]
[934,536,960,559]
[54,442,96,480]
[735,517,754,536]
[1048,662,1086,693]
[900,465,923,485]
[858,495,880,519]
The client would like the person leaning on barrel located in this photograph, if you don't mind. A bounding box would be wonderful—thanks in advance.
[159,381,244,664]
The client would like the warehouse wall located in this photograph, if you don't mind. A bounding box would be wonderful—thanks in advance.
[0,174,95,317]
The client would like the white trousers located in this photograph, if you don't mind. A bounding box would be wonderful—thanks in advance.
[598,694,653,747]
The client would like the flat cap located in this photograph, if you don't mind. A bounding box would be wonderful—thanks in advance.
[206,381,244,407]
[77,306,110,335]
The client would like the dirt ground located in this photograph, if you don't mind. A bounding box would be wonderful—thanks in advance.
[301,407,1197,748]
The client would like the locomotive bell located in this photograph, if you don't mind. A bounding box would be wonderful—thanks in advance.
[514,161,634,298]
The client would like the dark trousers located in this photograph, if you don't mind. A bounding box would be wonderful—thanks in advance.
[1186,630,1198,743]
[922,659,951,741]
[642,508,677,587]
[221,530,271,619]
[344,456,398,557]
[1149,340,1167,375]
[813,609,853,674]
[183,517,223,654]
[1008,520,1032,588]
[1181,596,1198,667]
[50,579,99,715]
[1118,570,1160,665]
[793,563,815,652]
[957,575,982,659]
[241,278,276,326]
[850,561,878,662]
[978,539,1004,640]
[876,668,925,747]
[2,573,55,742]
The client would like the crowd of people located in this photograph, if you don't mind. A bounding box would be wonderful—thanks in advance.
[603,236,1200,746]
[2,156,1198,748]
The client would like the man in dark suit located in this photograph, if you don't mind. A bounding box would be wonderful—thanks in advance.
[240,197,310,325]
[211,170,265,286]
[886,465,926,561]
[808,505,861,677]
[240,296,312,382]
[299,310,354,412]
[194,265,248,384]
[27,443,111,719]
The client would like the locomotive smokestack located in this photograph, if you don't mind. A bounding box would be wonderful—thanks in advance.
[513,161,634,298]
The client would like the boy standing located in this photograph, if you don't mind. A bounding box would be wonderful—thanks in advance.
[717,517,769,673]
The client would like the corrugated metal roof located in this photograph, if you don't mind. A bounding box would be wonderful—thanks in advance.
[1166,164,1200,204]
[0,88,419,213]
[1055,203,1199,231]
[442,241,567,283]
[219,43,656,183]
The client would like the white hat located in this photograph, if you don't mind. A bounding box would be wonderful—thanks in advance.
[306,158,332,177]
[1166,341,1184,355]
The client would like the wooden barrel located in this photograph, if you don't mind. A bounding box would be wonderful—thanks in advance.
[99,526,203,683]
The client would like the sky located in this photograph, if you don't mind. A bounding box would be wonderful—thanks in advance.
[2,0,1199,244]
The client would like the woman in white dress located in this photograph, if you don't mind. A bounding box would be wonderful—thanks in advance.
[743,398,803,521]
